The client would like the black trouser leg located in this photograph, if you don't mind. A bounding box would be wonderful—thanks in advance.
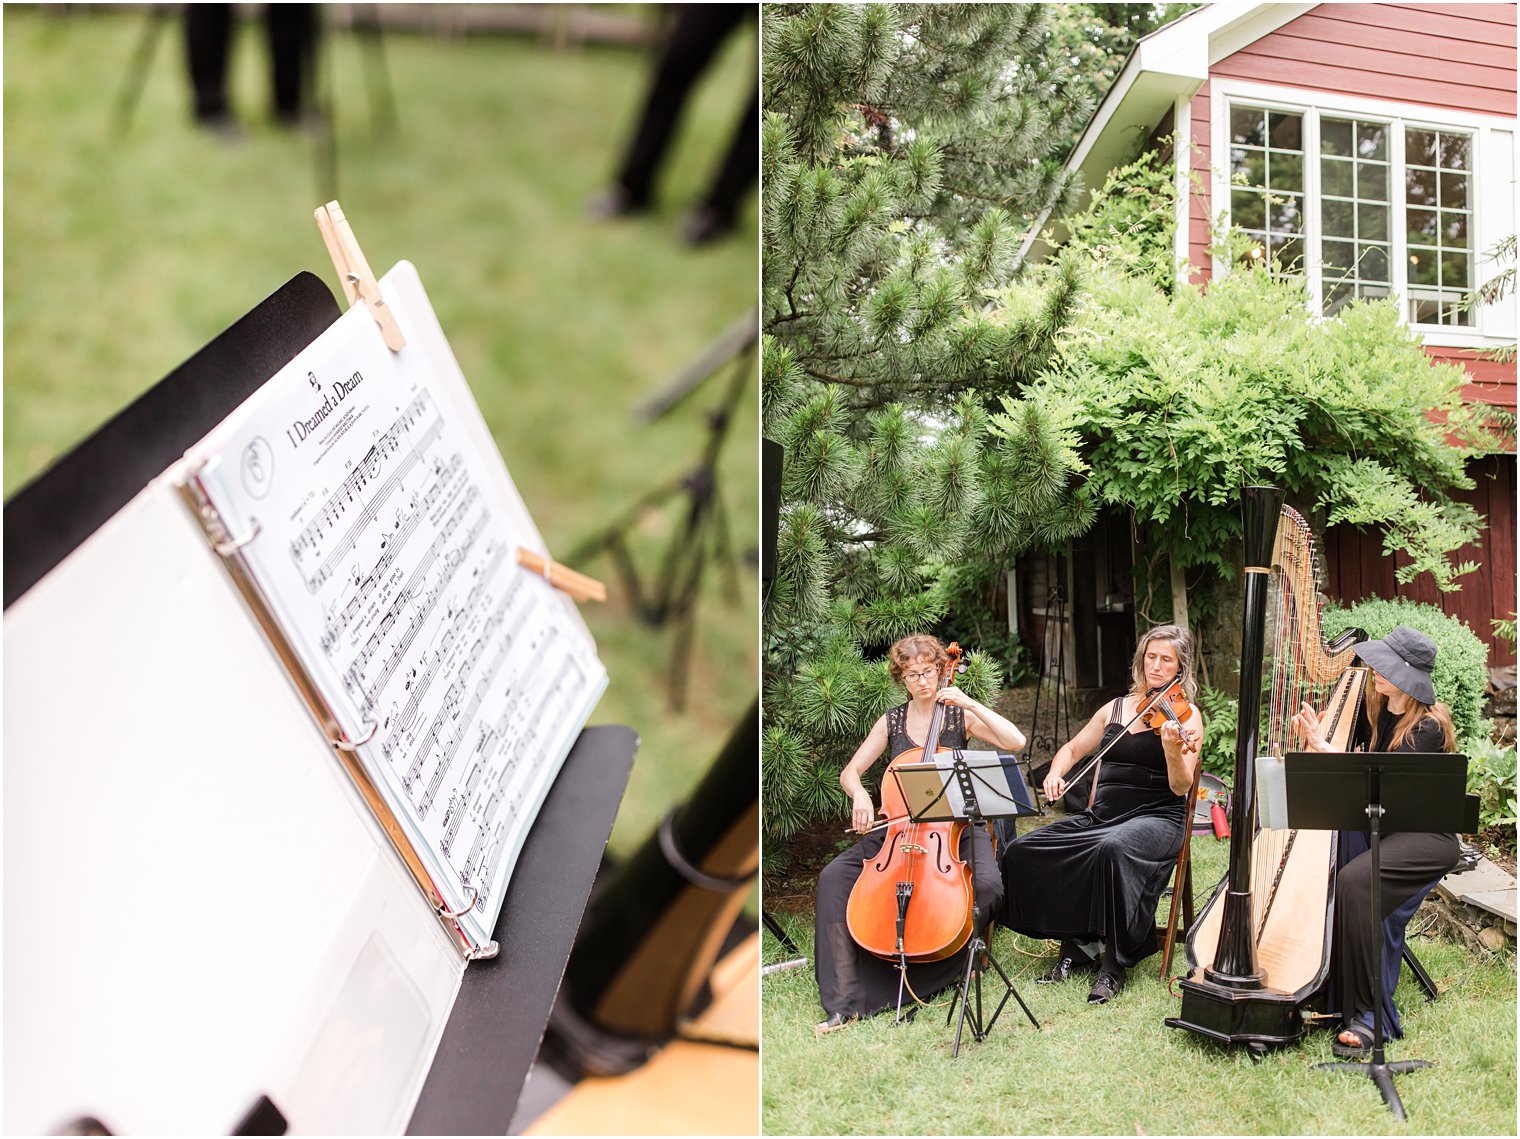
[265,4,317,121]
[699,90,757,224]
[615,5,745,204]
[185,4,234,121]
[1333,831,1458,1027]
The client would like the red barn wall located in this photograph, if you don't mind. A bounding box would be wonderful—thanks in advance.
[1212,3,1516,117]
[1324,453,1517,668]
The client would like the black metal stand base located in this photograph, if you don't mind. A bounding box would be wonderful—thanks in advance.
[1314,1057,1432,1122]
[945,934,1038,1057]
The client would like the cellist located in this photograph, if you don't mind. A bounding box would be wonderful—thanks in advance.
[813,634,1026,1034]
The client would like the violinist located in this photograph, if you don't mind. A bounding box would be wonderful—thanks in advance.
[813,634,1027,1034]
[999,624,1202,1005]
[1291,625,1460,1059]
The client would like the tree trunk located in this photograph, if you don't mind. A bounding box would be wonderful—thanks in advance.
[1170,555,1190,631]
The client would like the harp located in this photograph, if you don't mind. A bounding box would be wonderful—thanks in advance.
[1166,486,1370,1051]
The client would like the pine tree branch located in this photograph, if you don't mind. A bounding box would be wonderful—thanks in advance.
[804,367,876,389]
[943,183,1015,205]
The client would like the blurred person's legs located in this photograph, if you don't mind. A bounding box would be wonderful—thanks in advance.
[590,5,747,218]
[184,4,317,131]
[681,90,757,245]
[185,4,234,127]
[265,5,318,125]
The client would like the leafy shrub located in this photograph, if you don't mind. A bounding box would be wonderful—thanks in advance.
[1320,597,1491,743]
[1197,685,1238,781]
[1465,735,1517,834]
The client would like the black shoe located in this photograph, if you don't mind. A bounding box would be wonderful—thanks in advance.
[194,112,244,142]
[815,1012,856,1035]
[1038,955,1097,984]
[585,185,647,222]
[678,203,735,246]
[1330,1015,1375,1058]
[1087,969,1125,1004]
[1453,841,1481,874]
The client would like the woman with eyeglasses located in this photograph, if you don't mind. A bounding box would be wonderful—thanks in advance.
[1291,625,1460,1059]
[812,634,1026,1033]
[998,624,1203,1006]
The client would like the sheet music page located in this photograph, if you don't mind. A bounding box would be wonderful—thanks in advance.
[184,262,607,951]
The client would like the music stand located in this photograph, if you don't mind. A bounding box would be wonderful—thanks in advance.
[890,751,1042,1056]
[1283,751,1469,1121]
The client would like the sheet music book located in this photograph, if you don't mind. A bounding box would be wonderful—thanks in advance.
[179,261,607,957]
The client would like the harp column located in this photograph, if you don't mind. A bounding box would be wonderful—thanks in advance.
[1204,484,1284,989]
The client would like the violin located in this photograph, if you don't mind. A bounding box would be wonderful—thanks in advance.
[845,644,975,965]
[1143,680,1200,755]
[1058,676,1200,797]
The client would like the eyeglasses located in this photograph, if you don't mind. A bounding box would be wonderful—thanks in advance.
[903,668,939,684]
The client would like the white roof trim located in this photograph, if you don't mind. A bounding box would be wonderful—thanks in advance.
[1019,2,1316,266]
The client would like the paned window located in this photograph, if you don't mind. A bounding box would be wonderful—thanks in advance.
[1229,106,1304,271]
[1405,128,1472,327]
[1320,117,1391,315]
[1224,99,1479,329]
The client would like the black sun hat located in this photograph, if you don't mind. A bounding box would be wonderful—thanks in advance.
[1353,625,1438,705]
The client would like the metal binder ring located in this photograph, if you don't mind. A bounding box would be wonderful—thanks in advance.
[213,519,262,556]
[658,809,754,893]
[333,721,378,752]
[436,885,478,918]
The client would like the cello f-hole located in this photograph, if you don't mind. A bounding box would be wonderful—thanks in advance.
[930,827,953,874]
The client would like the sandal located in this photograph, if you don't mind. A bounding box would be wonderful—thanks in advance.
[815,1012,857,1035]
[1331,1018,1374,1059]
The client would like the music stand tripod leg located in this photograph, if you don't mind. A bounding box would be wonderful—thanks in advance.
[1313,778,1431,1121]
[951,939,975,1057]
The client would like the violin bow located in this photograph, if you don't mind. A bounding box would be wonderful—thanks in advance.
[1056,674,1187,793]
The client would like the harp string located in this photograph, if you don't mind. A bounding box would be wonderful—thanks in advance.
[1250,507,1353,944]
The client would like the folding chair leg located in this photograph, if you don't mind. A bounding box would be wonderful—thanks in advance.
[1160,775,1200,981]
[1402,943,1439,1002]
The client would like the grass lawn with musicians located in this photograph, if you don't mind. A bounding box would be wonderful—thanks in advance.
[3,5,758,860]
[763,827,1517,1135]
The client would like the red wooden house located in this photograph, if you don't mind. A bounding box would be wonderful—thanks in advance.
[1021,2,1517,687]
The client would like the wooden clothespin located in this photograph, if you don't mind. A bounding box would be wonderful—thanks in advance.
[517,547,607,604]
[314,200,406,351]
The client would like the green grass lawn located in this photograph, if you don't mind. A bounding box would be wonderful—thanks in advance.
[763,832,1518,1135]
[4,6,758,859]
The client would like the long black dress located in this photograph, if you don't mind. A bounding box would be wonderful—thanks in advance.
[999,699,1185,969]
[814,703,1004,1019]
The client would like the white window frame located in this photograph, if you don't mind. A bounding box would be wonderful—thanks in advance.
[1209,78,1516,349]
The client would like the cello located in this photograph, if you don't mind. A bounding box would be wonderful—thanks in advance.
[845,643,975,967]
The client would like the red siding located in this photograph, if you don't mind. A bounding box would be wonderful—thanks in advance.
[1425,346,1518,411]
[1325,453,1517,668]
[1212,4,1517,117]
[1186,81,1212,287]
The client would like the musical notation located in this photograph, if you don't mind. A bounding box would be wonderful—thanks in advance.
[291,393,444,592]
[188,264,606,953]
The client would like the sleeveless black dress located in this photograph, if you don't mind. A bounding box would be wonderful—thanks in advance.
[813,703,1004,1018]
[999,699,1186,969]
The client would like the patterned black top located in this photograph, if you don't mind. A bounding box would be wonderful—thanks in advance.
[885,701,968,759]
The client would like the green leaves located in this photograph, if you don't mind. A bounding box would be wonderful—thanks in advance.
[1018,256,1482,590]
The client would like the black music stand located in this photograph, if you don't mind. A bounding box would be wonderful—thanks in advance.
[891,751,1042,1056]
[1283,751,1469,1121]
